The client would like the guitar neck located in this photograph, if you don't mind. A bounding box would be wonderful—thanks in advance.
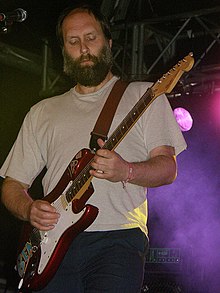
[103,87,155,151]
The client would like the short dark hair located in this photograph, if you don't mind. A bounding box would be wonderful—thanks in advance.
[56,3,112,47]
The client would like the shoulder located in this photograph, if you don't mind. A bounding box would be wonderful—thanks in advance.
[124,80,153,97]
[121,79,170,112]
[128,80,153,89]
[19,89,73,128]
[128,80,153,87]
[32,89,72,110]
[27,89,72,118]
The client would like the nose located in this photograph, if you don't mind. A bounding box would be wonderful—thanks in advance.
[80,41,89,54]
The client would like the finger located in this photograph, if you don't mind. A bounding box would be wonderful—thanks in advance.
[95,148,112,160]
[97,138,105,148]
[30,202,60,227]
[30,212,60,230]
[33,201,60,218]
[31,220,56,231]
[90,158,105,171]
[90,168,106,179]
[38,201,59,213]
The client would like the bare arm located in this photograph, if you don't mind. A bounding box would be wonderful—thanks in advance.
[1,177,60,231]
[126,146,177,187]
[90,139,177,188]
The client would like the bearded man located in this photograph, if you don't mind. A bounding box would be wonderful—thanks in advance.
[0,3,186,293]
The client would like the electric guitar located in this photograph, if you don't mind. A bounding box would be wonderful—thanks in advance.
[16,53,194,291]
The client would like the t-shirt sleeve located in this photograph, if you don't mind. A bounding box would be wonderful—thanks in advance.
[0,109,46,186]
[142,93,187,156]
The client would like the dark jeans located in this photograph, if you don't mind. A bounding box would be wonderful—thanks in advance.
[35,228,148,293]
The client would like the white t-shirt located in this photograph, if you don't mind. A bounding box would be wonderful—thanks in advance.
[0,76,187,235]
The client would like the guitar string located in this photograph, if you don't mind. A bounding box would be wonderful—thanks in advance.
[104,88,152,151]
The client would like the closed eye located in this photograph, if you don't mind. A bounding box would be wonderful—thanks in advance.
[85,34,96,41]
[69,38,79,45]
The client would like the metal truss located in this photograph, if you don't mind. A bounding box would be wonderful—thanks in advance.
[0,4,220,96]
[111,5,220,91]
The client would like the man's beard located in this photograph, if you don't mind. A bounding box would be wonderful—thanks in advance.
[63,44,113,87]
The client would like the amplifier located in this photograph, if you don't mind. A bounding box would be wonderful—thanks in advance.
[146,248,181,264]
[143,248,189,292]
[145,247,186,275]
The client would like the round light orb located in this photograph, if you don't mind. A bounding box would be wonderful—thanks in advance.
[173,107,193,132]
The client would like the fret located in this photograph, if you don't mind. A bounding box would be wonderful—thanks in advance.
[66,189,73,203]
[65,163,93,203]
[103,88,154,152]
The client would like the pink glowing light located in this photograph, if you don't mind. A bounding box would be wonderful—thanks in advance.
[173,107,193,132]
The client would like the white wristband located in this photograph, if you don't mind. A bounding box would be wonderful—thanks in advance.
[122,162,134,188]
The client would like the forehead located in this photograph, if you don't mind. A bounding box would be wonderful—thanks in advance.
[62,11,103,36]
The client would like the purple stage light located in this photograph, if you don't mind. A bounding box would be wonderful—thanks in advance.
[173,107,193,132]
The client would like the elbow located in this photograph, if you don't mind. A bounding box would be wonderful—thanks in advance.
[1,179,8,206]
[164,156,178,185]
[166,170,177,185]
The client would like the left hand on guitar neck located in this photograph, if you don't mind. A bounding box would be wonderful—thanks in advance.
[90,138,130,183]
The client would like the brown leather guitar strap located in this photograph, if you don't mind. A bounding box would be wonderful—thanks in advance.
[89,79,129,151]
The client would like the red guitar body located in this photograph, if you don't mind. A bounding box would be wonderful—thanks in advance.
[17,149,99,291]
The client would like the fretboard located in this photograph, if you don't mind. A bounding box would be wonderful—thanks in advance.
[103,87,155,151]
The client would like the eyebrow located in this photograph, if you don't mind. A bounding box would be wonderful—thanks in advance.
[66,29,101,38]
